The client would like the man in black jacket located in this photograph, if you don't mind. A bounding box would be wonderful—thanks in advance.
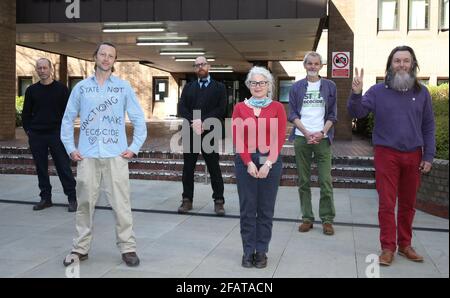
[22,58,77,212]
[177,56,226,216]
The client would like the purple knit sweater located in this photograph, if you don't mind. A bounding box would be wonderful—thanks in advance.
[347,83,436,162]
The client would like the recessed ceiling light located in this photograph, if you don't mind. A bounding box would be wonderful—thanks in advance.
[160,51,205,56]
[209,66,233,72]
[175,58,215,62]
[103,28,165,33]
[137,41,190,46]
[137,36,188,41]
[103,23,166,33]
[209,70,233,73]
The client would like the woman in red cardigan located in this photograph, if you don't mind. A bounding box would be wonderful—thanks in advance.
[232,66,287,268]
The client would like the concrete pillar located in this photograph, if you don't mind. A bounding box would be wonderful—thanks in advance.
[59,54,68,86]
[0,0,16,140]
[327,0,355,140]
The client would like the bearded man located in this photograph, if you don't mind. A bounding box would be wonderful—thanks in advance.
[347,46,436,266]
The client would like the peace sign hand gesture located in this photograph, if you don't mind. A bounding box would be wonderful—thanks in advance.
[352,67,364,94]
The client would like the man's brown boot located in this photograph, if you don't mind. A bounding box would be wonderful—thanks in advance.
[322,223,335,236]
[214,199,225,216]
[379,249,394,266]
[178,198,193,214]
[398,246,424,262]
[298,221,313,232]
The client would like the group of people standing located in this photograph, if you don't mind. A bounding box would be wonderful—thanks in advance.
[22,42,435,270]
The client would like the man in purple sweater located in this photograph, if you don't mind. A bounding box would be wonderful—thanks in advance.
[348,46,435,266]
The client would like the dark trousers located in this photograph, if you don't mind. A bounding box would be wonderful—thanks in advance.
[235,152,282,255]
[28,130,76,202]
[182,131,224,202]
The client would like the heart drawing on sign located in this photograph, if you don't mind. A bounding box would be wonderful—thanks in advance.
[89,137,97,145]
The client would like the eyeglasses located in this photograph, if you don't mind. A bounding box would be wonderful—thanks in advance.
[193,63,208,68]
[248,81,269,87]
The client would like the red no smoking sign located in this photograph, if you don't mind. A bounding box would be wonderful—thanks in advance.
[332,52,350,78]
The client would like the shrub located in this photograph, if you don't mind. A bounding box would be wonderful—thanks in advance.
[429,84,449,160]
[16,96,24,127]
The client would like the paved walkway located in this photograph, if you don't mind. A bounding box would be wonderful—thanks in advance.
[0,174,447,278]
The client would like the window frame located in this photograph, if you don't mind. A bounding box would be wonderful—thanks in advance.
[153,76,169,103]
[417,77,430,85]
[277,77,296,103]
[408,0,431,31]
[437,77,449,85]
[68,76,84,91]
[440,0,449,30]
[378,0,400,31]
[376,77,386,84]
[17,76,33,97]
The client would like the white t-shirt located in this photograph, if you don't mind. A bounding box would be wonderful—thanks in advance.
[295,80,327,137]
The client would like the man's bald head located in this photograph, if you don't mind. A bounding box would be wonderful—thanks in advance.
[35,58,53,84]
[36,58,53,69]
[193,56,210,78]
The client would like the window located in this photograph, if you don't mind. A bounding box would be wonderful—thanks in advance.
[178,79,187,99]
[441,0,449,30]
[153,77,169,102]
[278,78,296,103]
[376,77,385,84]
[409,0,430,30]
[18,77,33,96]
[437,77,449,85]
[68,76,83,91]
[378,0,399,30]
[418,77,429,85]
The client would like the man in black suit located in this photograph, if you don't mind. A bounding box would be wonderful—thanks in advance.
[177,56,226,216]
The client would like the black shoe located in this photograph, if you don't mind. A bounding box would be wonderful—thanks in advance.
[68,201,77,212]
[241,253,254,268]
[214,199,225,216]
[122,252,140,267]
[33,199,53,211]
[254,252,267,269]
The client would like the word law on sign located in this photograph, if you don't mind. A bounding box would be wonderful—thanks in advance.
[332,52,351,78]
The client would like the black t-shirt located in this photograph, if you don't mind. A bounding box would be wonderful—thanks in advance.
[22,80,69,133]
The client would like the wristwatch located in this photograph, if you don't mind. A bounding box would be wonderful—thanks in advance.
[320,130,325,136]
[265,160,273,169]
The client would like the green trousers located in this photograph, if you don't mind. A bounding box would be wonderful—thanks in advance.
[294,136,335,223]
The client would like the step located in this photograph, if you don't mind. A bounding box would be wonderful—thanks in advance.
[0,164,375,189]
[0,146,375,166]
[0,155,375,178]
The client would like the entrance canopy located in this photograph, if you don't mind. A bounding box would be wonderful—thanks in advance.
[16,0,327,73]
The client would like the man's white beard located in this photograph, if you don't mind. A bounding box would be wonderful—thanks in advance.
[307,71,319,77]
[389,71,415,91]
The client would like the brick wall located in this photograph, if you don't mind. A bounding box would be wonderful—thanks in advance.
[16,45,180,120]
[0,0,16,140]
[417,159,449,219]
[328,0,355,140]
